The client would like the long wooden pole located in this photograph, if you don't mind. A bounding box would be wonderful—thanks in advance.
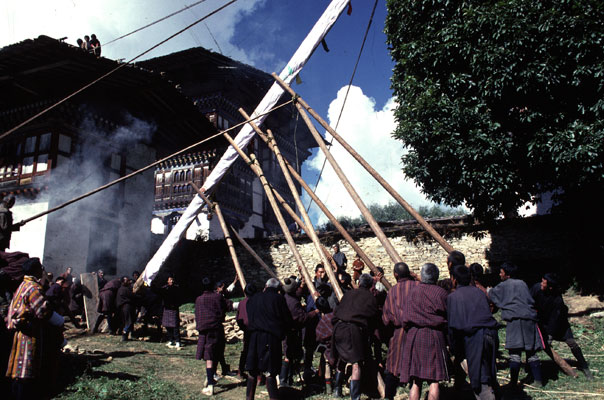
[263,128,344,299]
[273,94,405,266]
[229,224,282,283]
[239,108,392,289]
[191,183,247,290]
[220,132,319,300]
[272,73,454,254]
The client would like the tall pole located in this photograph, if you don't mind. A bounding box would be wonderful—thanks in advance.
[220,132,319,300]
[228,226,282,283]
[239,108,392,289]
[191,183,247,290]
[272,73,455,254]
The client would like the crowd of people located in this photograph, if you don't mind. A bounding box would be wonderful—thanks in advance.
[0,244,595,400]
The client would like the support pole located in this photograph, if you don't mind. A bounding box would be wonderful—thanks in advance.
[272,73,454,254]
[191,183,247,290]
[220,132,319,300]
[239,108,392,289]
[265,128,344,299]
[271,91,405,266]
[229,224,282,283]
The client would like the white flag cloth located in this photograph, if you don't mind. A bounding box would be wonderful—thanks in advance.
[142,0,350,285]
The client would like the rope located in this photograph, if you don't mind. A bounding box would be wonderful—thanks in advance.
[103,0,209,46]
[305,0,379,213]
[17,98,293,225]
[0,0,238,141]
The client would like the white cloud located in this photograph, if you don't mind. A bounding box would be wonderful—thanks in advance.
[1,0,266,65]
[304,85,432,225]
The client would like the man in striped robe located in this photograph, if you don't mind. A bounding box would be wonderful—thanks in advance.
[382,262,419,399]
[6,258,59,399]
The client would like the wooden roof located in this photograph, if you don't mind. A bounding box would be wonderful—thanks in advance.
[0,35,217,155]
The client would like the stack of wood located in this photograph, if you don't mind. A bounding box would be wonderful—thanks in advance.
[180,313,243,343]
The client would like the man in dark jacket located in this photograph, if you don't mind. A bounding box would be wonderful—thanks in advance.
[116,277,136,341]
[333,273,379,400]
[0,195,20,251]
[195,278,229,396]
[280,277,319,387]
[448,265,499,400]
[93,278,120,333]
[246,278,293,400]
[236,283,257,380]
[531,273,593,380]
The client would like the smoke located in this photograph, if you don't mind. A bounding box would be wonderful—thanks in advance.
[15,111,157,278]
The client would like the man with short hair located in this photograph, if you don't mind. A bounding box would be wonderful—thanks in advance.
[245,278,293,400]
[448,265,499,400]
[530,273,593,380]
[382,262,419,399]
[400,263,449,400]
[0,195,20,251]
[333,273,379,399]
[195,277,230,395]
[438,250,466,292]
[488,263,543,387]
[331,243,347,272]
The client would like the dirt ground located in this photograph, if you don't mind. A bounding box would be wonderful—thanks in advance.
[49,294,604,400]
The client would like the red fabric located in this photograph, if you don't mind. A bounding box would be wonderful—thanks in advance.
[382,278,419,380]
[400,283,450,383]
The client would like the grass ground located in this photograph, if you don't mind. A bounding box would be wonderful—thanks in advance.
[51,304,604,399]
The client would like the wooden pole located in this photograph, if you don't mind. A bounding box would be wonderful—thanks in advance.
[272,73,455,254]
[260,128,344,299]
[220,131,319,300]
[229,224,282,283]
[239,108,393,289]
[191,182,247,290]
[271,91,406,266]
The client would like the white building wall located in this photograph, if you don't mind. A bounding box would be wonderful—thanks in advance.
[9,199,49,262]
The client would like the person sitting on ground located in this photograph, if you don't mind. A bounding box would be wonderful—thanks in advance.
[195,277,230,396]
[448,265,499,400]
[530,273,593,380]
[488,262,543,387]
[245,278,293,400]
[332,273,379,400]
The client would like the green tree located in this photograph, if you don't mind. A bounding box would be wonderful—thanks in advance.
[385,0,604,219]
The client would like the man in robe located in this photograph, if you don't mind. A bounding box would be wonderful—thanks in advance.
[488,262,543,387]
[400,263,449,400]
[195,277,229,396]
[0,195,20,251]
[116,276,136,341]
[280,277,319,387]
[332,273,379,400]
[530,273,593,380]
[6,258,64,399]
[331,243,347,272]
[382,262,419,399]
[236,283,257,380]
[448,265,499,400]
[245,278,292,400]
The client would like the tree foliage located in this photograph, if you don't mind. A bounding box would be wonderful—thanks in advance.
[385,0,604,219]
[318,202,464,231]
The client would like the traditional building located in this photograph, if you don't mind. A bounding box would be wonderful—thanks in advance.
[139,47,316,240]
[0,35,216,277]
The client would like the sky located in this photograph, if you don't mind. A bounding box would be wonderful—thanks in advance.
[1,0,433,224]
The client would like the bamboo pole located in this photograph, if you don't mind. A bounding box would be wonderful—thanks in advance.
[220,131,319,300]
[272,73,455,254]
[191,182,247,290]
[270,91,405,266]
[262,128,344,299]
[239,108,393,289]
[228,224,282,283]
